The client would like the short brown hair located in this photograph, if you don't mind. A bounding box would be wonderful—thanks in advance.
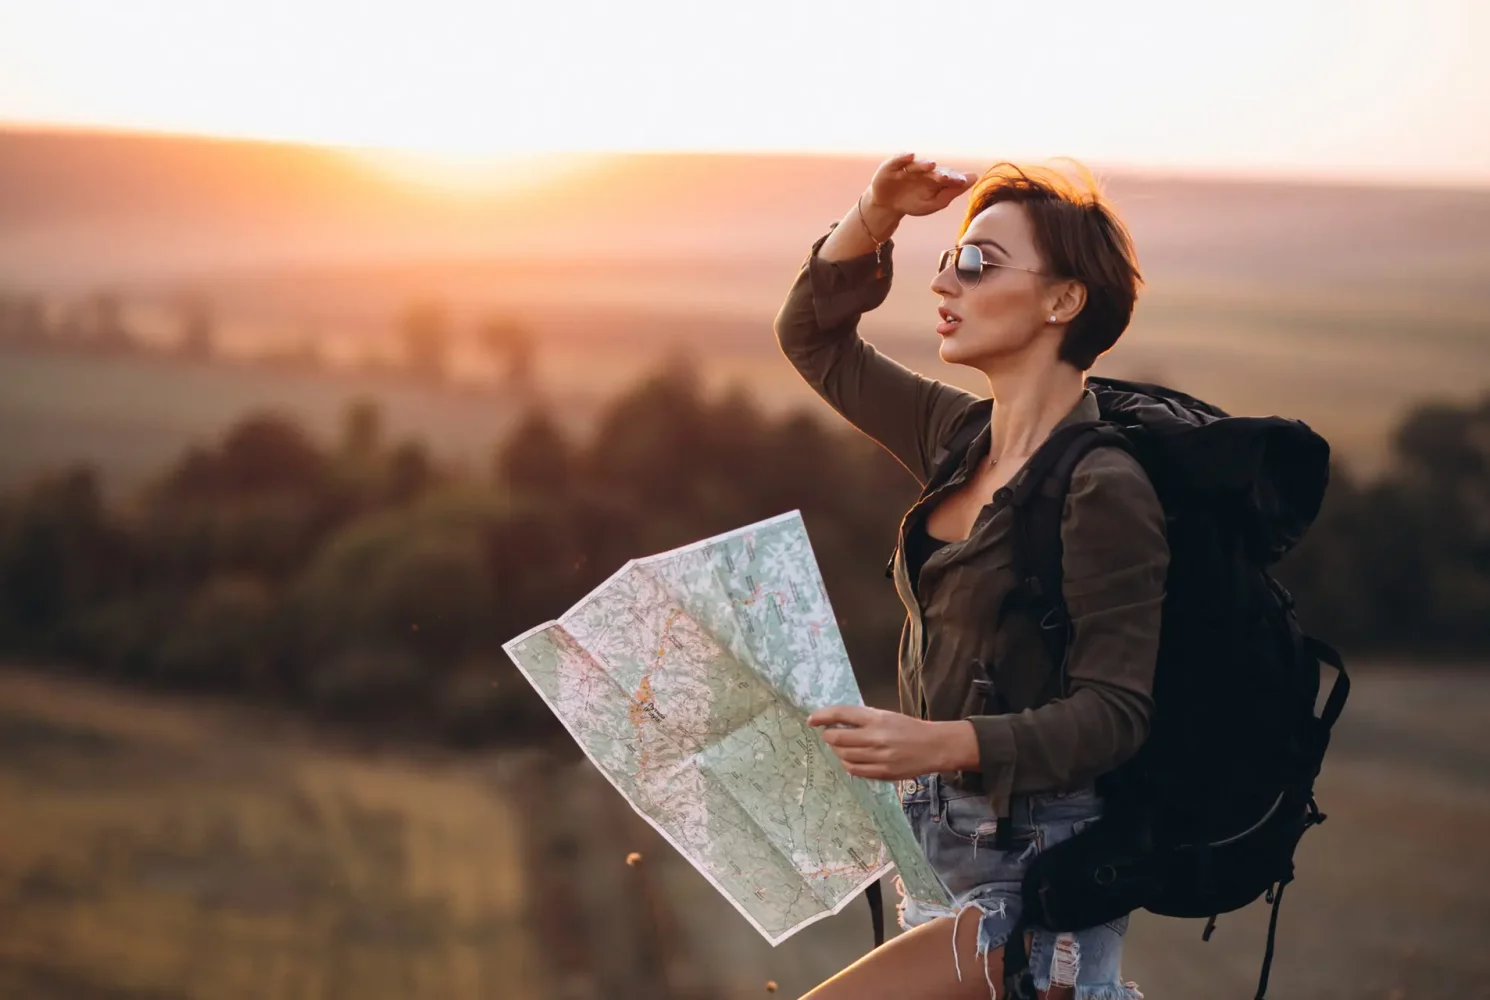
[959,161,1142,370]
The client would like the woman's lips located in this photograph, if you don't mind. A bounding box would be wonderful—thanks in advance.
[937,307,962,337]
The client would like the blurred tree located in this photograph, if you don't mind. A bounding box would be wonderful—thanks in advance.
[496,405,573,496]
[388,440,436,506]
[81,292,135,355]
[0,295,49,348]
[339,397,385,464]
[398,300,451,382]
[216,414,327,496]
[0,468,129,646]
[1395,394,1490,536]
[139,414,336,587]
[585,355,710,512]
[288,491,513,717]
[478,314,536,392]
[0,293,38,348]
[260,329,324,372]
[1392,392,1490,647]
[52,301,86,348]
[152,575,277,689]
[2,361,1487,753]
[1277,391,1490,655]
[0,295,18,347]
[176,296,216,361]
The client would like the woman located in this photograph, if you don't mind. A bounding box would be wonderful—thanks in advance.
[776,153,1168,999]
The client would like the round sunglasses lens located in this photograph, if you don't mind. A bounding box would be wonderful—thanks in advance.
[956,245,983,285]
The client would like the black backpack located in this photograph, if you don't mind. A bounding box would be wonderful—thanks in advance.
[873,377,1349,999]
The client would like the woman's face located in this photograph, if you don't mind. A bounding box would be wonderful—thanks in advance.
[929,200,1058,370]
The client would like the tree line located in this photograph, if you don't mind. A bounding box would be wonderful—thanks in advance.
[0,291,535,388]
[0,363,1485,751]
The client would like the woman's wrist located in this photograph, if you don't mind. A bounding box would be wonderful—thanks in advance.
[819,191,903,263]
[859,190,904,242]
[933,719,981,773]
[816,190,894,262]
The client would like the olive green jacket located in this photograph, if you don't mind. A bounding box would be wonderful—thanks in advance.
[774,227,1170,815]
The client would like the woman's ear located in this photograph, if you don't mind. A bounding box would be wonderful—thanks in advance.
[1049,281,1087,324]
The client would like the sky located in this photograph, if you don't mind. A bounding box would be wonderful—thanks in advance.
[2,0,1488,186]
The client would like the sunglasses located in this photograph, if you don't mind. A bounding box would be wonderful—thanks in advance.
[936,244,1044,288]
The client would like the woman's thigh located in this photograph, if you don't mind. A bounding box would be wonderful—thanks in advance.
[799,915,1013,1000]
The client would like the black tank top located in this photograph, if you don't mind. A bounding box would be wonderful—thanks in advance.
[904,517,953,593]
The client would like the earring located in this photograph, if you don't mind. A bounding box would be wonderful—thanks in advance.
[1049,314,1057,322]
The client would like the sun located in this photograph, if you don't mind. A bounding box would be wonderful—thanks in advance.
[350,146,605,199]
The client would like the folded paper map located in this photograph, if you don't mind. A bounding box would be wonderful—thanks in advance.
[502,510,950,944]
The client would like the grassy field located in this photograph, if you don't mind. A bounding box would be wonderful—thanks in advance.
[5,272,1490,501]
[1,664,1488,999]
[0,669,543,999]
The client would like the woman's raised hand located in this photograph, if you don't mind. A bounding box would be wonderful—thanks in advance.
[817,153,977,262]
[866,152,976,219]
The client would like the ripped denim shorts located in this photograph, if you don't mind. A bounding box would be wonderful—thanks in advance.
[895,774,1142,1000]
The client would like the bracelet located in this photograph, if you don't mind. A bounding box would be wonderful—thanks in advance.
[856,191,889,263]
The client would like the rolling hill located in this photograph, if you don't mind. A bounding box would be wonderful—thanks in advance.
[1,127,1488,481]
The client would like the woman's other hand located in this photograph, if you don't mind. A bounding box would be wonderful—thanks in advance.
[807,705,979,781]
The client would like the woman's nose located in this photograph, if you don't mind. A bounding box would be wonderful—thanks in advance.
[930,262,959,298]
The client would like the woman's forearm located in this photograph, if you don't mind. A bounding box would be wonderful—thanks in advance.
[935,720,982,773]
[818,192,905,262]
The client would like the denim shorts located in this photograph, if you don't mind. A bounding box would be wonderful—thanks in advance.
[895,774,1142,1000]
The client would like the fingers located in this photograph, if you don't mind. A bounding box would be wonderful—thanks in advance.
[819,724,879,748]
[906,158,972,185]
[822,741,892,777]
[831,746,889,764]
[807,705,876,728]
[841,760,896,780]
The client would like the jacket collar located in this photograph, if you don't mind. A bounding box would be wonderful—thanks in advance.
[1052,388,1102,433]
[971,387,1101,465]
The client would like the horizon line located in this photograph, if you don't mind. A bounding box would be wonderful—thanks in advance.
[3,116,1489,196]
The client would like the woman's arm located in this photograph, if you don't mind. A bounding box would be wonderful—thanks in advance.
[774,153,983,488]
[967,447,1169,814]
[773,154,981,486]
[774,233,976,485]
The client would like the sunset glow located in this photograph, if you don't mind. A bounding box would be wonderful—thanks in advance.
[352,148,604,198]
[2,0,1488,186]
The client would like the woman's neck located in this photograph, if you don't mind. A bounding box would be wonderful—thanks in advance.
[983,359,1087,462]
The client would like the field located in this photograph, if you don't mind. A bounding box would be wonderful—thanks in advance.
[1,664,1487,999]
[5,267,1489,499]
[4,130,1490,496]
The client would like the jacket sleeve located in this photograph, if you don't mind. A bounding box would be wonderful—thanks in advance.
[968,447,1169,814]
[773,226,980,486]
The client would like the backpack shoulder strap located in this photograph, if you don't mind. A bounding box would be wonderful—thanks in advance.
[1005,421,1137,687]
